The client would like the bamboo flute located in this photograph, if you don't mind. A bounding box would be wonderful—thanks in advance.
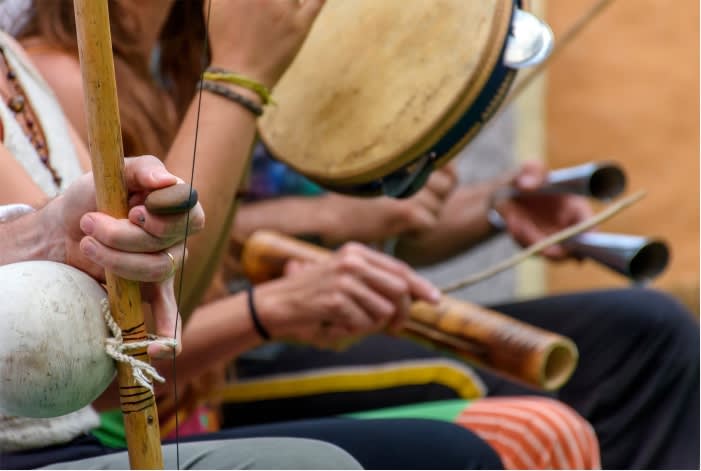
[241,230,579,391]
[73,0,164,468]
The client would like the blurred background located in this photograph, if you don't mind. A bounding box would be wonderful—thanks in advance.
[546,0,699,311]
[420,0,699,315]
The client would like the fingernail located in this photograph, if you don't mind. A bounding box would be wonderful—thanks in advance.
[132,210,146,226]
[519,175,539,188]
[81,239,97,258]
[80,215,95,235]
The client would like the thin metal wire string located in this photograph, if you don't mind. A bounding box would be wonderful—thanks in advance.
[171,1,213,467]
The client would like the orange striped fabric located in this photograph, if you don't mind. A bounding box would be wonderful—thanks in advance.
[457,397,601,469]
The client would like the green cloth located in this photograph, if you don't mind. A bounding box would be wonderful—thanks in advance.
[91,409,127,449]
[92,399,472,448]
[346,399,472,422]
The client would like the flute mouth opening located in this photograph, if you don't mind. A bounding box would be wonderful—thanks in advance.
[542,342,578,391]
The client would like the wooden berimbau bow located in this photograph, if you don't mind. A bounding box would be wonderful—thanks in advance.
[73,0,164,468]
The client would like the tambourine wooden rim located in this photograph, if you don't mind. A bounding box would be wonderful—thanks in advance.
[259,0,520,197]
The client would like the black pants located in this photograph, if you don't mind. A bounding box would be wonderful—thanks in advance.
[227,288,700,469]
[0,418,502,470]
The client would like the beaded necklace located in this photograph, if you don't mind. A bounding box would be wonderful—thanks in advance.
[0,46,61,187]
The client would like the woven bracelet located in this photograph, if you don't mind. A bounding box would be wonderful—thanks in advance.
[197,80,263,117]
[204,67,275,105]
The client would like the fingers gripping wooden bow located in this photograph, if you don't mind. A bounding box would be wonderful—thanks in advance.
[73,0,164,468]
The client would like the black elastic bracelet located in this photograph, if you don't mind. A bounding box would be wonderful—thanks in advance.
[197,80,263,117]
[247,285,271,340]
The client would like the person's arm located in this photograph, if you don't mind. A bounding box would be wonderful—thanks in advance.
[393,178,507,266]
[233,194,434,246]
[394,161,595,266]
[0,144,51,207]
[26,1,326,318]
[153,241,441,393]
[0,156,204,355]
[0,206,50,264]
[230,162,459,274]
[23,49,255,317]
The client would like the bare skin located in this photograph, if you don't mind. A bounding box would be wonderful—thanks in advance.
[19,1,592,408]
[395,160,594,266]
[24,0,327,317]
[0,155,205,358]
[17,1,447,409]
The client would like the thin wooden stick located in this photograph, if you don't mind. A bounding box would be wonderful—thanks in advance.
[73,1,164,468]
[440,190,646,293]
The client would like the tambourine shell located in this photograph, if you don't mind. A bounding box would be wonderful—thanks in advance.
[259,0,514,193]
[0,261,115,418]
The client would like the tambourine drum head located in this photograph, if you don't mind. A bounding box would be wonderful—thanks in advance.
[259,0,515,195]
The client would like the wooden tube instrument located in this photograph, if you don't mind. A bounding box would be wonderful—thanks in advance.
[242,230,579,391]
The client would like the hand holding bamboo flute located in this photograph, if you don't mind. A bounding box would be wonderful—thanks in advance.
[242,230,579,391]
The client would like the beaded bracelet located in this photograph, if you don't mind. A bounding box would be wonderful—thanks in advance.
[204,67,275,106]
[197,80,263,117]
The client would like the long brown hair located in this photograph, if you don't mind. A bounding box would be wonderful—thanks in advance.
[19,0,206,158]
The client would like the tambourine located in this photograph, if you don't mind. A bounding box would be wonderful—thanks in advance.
[258,0,553,197]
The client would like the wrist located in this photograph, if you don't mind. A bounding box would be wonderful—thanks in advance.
[36,195,68,263]
[248,280,287,341]
[0,204,47,265]
[483,175,516,233]
[204,77,262,106]
[246,285,271,341]
[208,58,274,90]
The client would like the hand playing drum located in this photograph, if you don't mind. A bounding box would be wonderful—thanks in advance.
[259,0,553,197]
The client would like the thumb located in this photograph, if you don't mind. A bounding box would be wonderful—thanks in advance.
[124,156,178,192]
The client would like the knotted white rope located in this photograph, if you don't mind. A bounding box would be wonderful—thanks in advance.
[101,298,178,393]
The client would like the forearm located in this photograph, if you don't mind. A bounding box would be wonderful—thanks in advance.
[153,291,263,390]
[0,201,63,265]
[233,196,336,241]
[0,212,45,264]
[166,90,258,317]
[394,180,503,266]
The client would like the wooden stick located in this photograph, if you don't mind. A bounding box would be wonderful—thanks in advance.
[440,190,646,293]
[73,1,164,468]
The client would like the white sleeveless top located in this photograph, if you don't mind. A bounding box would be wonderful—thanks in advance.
[0,32,99,452]
[0,30,84,196]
